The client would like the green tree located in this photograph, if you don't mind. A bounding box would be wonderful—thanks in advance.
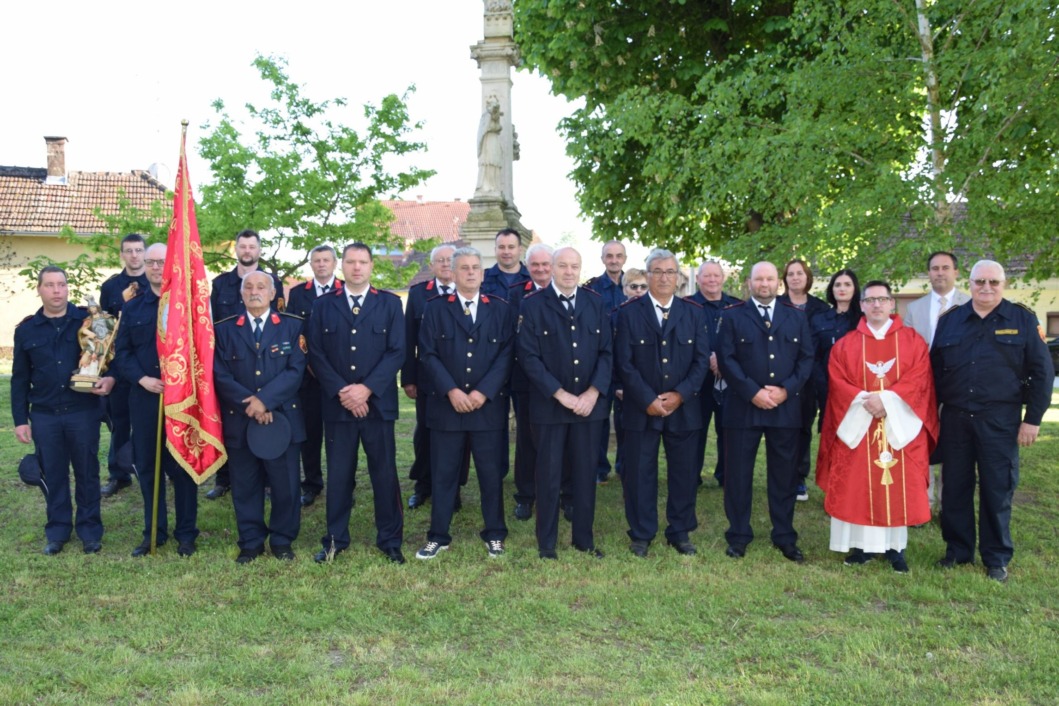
[515,1,1059,281]
[197,54,436,287]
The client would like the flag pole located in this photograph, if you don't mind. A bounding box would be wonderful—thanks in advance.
[150,394,164,554]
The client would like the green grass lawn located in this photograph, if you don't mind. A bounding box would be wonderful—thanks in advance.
[1,387,1057,705]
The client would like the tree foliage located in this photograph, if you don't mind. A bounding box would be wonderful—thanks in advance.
[515,0,1059,281]
[197,55,436,287]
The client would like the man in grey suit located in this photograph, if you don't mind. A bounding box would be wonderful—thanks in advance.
[903,250,970,509]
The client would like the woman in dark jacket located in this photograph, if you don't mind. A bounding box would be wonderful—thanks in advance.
[810,269,862,428]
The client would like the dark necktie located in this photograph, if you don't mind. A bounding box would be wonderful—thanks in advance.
[439,285,450,296]
[758,304,771,328]
[559,294,574,312]
[464,300,475,322]
[657,304,669,325]
[350,295,362,315]
[253,317,263,346]
[321,284,330,294]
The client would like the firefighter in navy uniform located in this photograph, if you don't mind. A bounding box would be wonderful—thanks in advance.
[931,260,1054,583]
[12,266,114,555]
[99,233,149,497]
[307,243,406,565]
[207,228,284,500]
[285,245,342,507]
[214,272,307,563]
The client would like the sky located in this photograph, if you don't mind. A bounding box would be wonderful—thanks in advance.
[3,0,648,274]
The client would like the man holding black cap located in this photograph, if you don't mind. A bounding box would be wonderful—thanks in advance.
[215,271,307,564]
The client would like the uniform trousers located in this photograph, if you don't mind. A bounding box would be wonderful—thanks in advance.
[322,418,403,551]
[535,422,600,551]
[410,395,470,496]
[722,426,799,548]
[694,387,728,486]
[129,391,198,544]
[512,390,538,505]
[623,426,699,544]
[228,444,302,550]
[939,405,1020,568]
[428,429,508,545]
[105,379,134,483]
[33,406,103,544]
[298,378,324,494]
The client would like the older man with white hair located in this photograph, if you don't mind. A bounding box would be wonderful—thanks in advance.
[931,260,1053,582]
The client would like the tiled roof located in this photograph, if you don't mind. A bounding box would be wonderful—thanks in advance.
[382,199,469,244]
[0,167,168,234]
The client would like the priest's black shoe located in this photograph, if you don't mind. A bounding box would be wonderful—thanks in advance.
[236,547,264,564]
[725,544,746,559]
[776,543,805,563]
[131,540,165,557]
[42,541,66,556]
[629,540,650,558]
[668,539,697,556]
[407,492,429,509]
[100,478,131,498]
[82,541,102,554]
[380,546,406,564]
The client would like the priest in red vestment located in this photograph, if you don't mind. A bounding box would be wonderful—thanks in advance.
[816,281,939,572]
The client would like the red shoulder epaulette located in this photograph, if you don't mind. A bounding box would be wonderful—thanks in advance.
[481,295,491,304]
[270,313,281,325]
[236,315,246,326]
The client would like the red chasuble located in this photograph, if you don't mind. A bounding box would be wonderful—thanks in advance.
[815,315,939,527]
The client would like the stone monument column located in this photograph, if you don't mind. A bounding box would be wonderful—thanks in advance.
[461,0,530,266]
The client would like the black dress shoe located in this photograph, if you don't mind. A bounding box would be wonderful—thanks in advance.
[236,547,264,564]
[843,548,875,566]
[43,541,66,556]
[408,492,429,509]
[885,549,909,573]
[131,540,165,557]
[177,541,196,557]
[573,545,604,559]
[205,484,230,500]
[777,543,805,563]
[725,544,746,559]
[539,549,558,560]
[986,566,1008,583]
[936,556,973,569]
[381,546,406,564]
[314,547,346,563]
[630,540,650,558]
[100,478,132,498]
[271,545,295,561]
[300,490,319,507]
[668,539,697,556]
[514,502,533,520]
[82,541,102,554]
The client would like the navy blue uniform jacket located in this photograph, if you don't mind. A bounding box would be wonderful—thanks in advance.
[481,262,529,300]
[717,300,814,428]
[211,267,285,321]
[12,304,100,426]
[418,293,514,431]
[614,294,710,433]
[307,287,404,422]
[213,310,307,449]
[286,278,343,321]
[112,291,164,388]
[517,286,612,424]
[401,278,445,390]
[931,299,1054,425]
[100,270,149,317]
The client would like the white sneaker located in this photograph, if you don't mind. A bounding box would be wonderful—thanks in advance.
[796,484,809,502]
[486,539,505,557]
[415,541,450,560]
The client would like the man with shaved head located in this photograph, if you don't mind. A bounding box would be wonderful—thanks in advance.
[717,261,814,563]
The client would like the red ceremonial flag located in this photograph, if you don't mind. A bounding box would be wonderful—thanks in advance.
[158,121,228,483]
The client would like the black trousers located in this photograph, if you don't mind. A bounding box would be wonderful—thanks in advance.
[33,406,103,544]
[622,426,699,544]
[939,406,1020,568]
[298,378,324,494]
[722,426,799,548]
[321,419,403,551]
[535,422,600,551]
[229,443,302,550]
[105,379,134,483]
